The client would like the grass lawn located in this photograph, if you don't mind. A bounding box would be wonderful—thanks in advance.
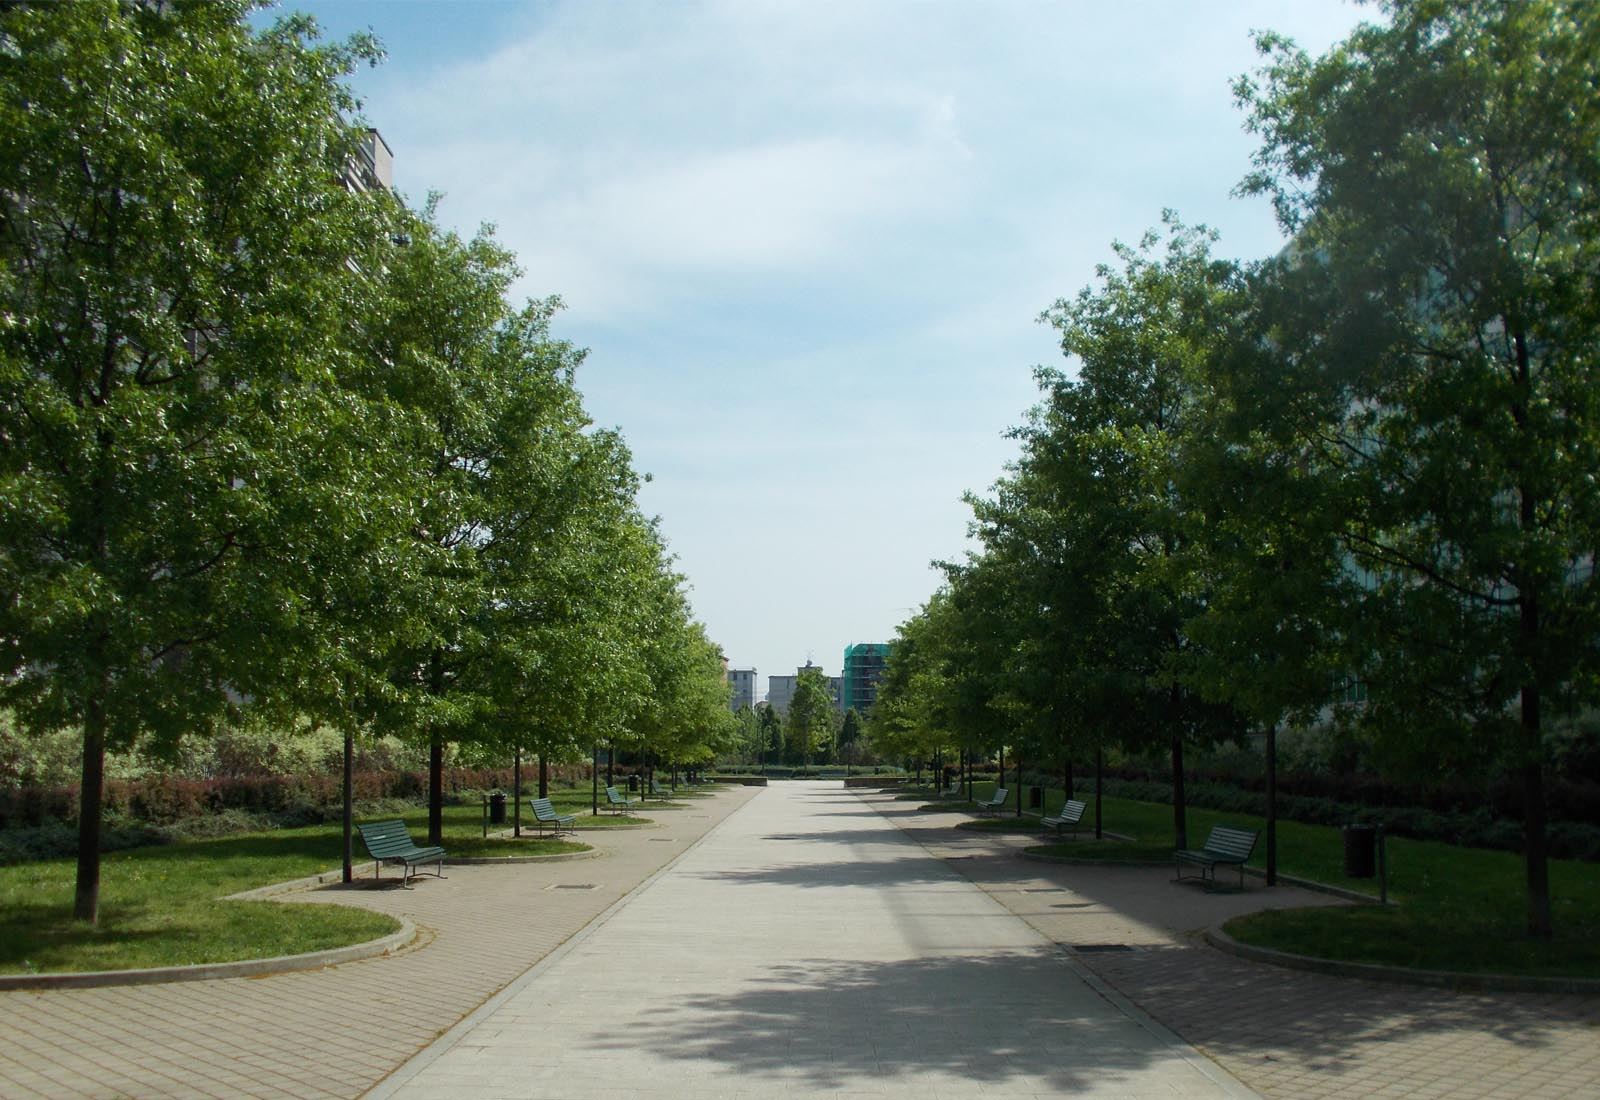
[0,801,582,975]
[1022,792,1600,978]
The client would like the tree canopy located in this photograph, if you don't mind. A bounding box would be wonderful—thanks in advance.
[0,1,731,922]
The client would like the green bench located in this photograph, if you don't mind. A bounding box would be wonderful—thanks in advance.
[648,778,675,800]
[527,797,576,837]
[974,788,1008,816]
[356,820,446,888]
[1041,798,1087,837]
[1175,824,1259,889]
[604,785,640,814]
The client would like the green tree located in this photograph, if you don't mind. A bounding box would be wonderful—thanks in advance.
[732,705,761,764]
[838,708,863,772]
[757,703,784,767]
[363,209,521,846]
[786,665,835,771]
[993,217,1244,847]
[1236,0,1600,936]
[0,1,397,923]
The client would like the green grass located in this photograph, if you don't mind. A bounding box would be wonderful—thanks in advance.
[0,801,587,975]
[1023,793,1600,978]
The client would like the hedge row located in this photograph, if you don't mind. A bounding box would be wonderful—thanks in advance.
[1091,775,1600,862]
[1093,759,1600,827]
[0,763,591,829]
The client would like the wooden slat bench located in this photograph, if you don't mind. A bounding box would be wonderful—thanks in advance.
[1041,798,1087,837]
[1174,824,1259,889]
[527,797,576,837]
[356,820,446,888]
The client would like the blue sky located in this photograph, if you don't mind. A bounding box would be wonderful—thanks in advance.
[267,0,1372,698]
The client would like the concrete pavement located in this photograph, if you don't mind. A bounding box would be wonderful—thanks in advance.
[2,781,1596,1099]
[369,781,1257,1099]
[865,790,1600,1100]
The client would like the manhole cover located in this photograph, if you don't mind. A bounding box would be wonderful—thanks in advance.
[545,883,599,891]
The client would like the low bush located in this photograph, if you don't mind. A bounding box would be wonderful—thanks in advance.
[0,764,590,830]
[1086,775,1600,861]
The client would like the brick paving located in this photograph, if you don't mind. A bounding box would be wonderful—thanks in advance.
[4,784,1597,1100]
[866,791,1600,1100]
[0,789,761,1100]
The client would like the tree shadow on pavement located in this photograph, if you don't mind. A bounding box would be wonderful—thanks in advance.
[584,949,1212,1094]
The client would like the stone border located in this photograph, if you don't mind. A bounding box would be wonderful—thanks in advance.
[1205,921,1600,994]
[1019,849,1170,867]
[450,848,600,866]
[0,915,416,992]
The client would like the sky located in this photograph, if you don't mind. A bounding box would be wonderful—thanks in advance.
[266,0,1374,699]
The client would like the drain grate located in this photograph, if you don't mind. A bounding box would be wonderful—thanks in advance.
[1072,944,1136,953]
[648,837,675,842]
[545,883,599,891]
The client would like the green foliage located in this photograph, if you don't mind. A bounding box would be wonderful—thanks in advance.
[1229,0,1600,935]
[785,665,837,769]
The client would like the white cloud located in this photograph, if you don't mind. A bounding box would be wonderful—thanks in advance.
[321,0,1375,680]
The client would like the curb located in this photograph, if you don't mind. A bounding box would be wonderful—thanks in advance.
[449,848,600,866]
[1019,849,1169,866]
[0,916,416,992]
[1204,922,1600,994]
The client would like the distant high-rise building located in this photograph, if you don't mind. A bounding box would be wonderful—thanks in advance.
[841,642,894,715]
[767,674,795,715]
[728,667,757,711]
[767,660,840,715]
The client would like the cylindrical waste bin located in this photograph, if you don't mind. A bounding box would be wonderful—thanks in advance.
[1343,824,1376,877]
[1029,786,1043,809]
[627,774,640,792]
[488,792,507,825]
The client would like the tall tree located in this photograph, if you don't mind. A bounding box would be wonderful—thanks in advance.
[1236,0,1600,935]
[0,2,396,923]
[1013,217,1245,847]
[786,665,835,771]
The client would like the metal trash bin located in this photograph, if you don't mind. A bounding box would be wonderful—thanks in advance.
[1343,824,1376,877]
[1028,786,1043,809]
[488,792,507,824]
[627,774,640,792]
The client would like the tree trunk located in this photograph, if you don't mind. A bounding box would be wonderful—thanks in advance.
[1015,753,1023,817]
[1063,760,1073,802]
[1094,742,1103,840]
[427,650,446,847]
[1521,683,1553,937]
[539,754,549,799]
[428,736,444,847]
[1265,723,1278,887]
[342,729,354,882]
[72,681,109,924]
[1512,330,1552,937]
[1171,723,1188,851]
[514,749,523,838]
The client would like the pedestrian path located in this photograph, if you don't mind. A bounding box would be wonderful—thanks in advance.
[8,782,1595,1100]
[0,789,761,1100]
[865,790,1600,1100]
[369,781,1257,1100]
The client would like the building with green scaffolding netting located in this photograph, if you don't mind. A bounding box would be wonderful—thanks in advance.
[840,642,894,716]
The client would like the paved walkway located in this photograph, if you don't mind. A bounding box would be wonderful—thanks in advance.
[2,782,1597,1100]
[866,791,1600,1100]
[0,789,761,1100]
[370,781,1255,1099]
